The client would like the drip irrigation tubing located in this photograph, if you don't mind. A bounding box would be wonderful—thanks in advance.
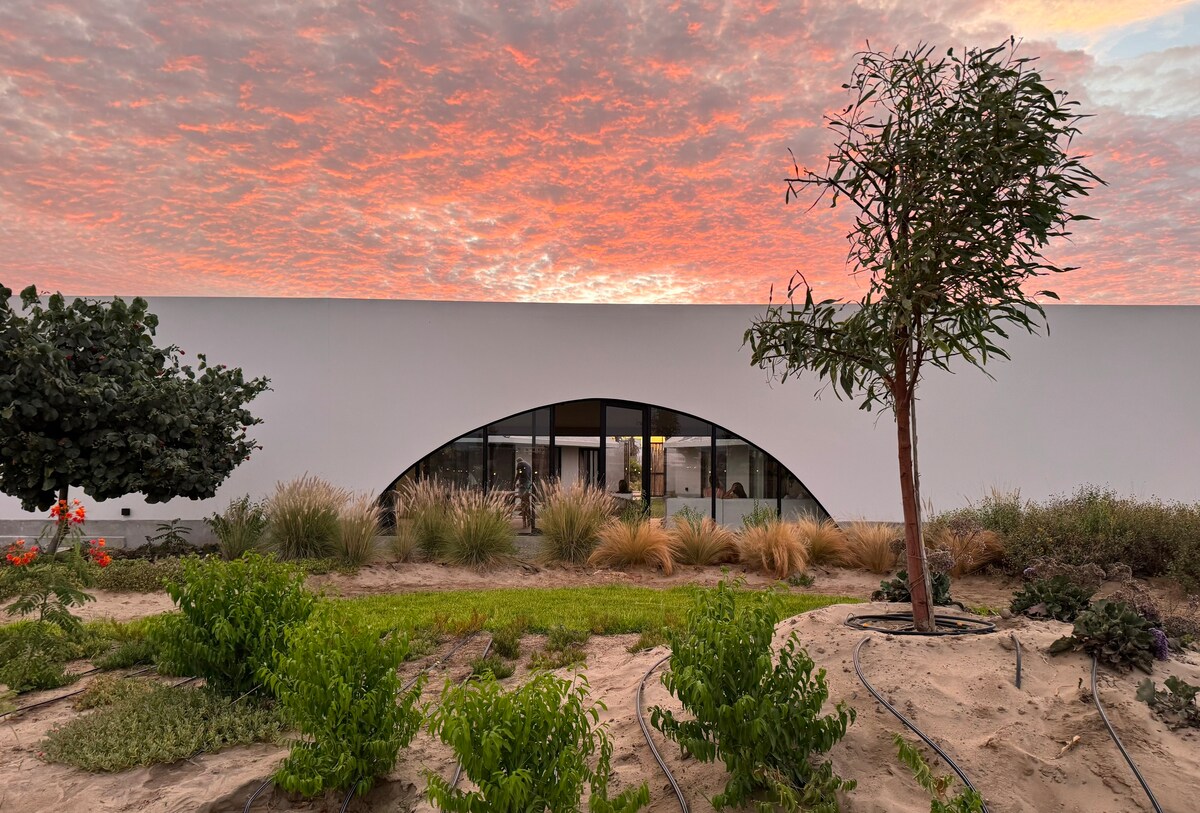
[845,611,996,636]
[0,664,159,721]
[852,636,991,813]
[242,631,479,812]
[1091,657,1164,813]
[636,653,689,813]
[449,635,495,790]
[1010,634,1023,689]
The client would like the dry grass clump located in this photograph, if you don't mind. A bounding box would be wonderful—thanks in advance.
[670,516,738,566]
[738,521,807,580]
[537,480,614,564]
[335,494,382,566]
[589,519,674,574]
[793,517,849,567]
[844,521,900,573]
[926,522,1004,576]
[396,478,454,560]
[444,490,515,568]
[389,513,419,563]
[267,475,349,560]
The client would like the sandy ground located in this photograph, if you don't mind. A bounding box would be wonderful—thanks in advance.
[3,565,1199,812]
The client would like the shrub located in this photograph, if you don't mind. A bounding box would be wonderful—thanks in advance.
[264,616,423,798]
[205,495,269,560]
[0,625,76,692]
[1136,676,1200,730]
[1049,600,1156,673]
[155,553,315,696]
[72,674,153,710]
[41,684,285,771]
[336,494,382,566]
[925,519,1003,577]
[741,501,777,530]
[266,475,349,560]
[537,481,614,564]
[589,519,674,574]
[1010,576,1094,622]
[874,569,953,606]
[397,478,454,560]
[651,581,855,811]
[427,672,649,813]
[93,557,183,592]
[844,522,900,573]
[445,490,515,568]
[670,517,737,566]
[738,521,807,580]
[793,517,849,567]
[490,617,527,660]
[894,733,986,812]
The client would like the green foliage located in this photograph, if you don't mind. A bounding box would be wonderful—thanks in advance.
[72,674,153,710]
[547,625,590,651]
[336,493,383,566]
[531,625,590,670]
[93,557,183,592]
[788,571,815,588]
[874,569,953,606]
[445,490,516,568]
[156,553,315,695]
[41,684,285,771]
[206,495,269,560]
[1010,576,1095,621]
[470,654,515,679]
[94,634,158,670]
[894,734,986,813]
[427,672,649,813]
[1049,600,1155,673]
[490,617,527,660]
[264,616,423,797]
[397,478,454,560]
[650,581,855,812]
[537,480,614,564]
[0,628,76,692]
[266,475,348,560]
[626,627,669,653]
[741,501,777,530]
[145,519,191,549]
[1136,676,1200,730]
[0,286,269,517]
[671,505,706,532]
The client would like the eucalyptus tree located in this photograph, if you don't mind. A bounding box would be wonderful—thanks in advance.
[0,286,270,552]
[745,40,1101,630]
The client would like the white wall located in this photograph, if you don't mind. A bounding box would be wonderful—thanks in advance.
[1,299,1197,523]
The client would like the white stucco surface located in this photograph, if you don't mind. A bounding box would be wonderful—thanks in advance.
[1,299,1197,522]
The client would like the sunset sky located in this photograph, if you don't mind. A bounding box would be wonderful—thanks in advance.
[1,0,1196,304]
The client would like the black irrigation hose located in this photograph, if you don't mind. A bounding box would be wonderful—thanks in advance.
[852,636,991,813]
[845,612,996,636]
[1010,634,1023,690]
[0,663,160,721]
[1091,657,1165,813]
[449,635,494,790]
[242,778,273,813]
[636,653,689,813]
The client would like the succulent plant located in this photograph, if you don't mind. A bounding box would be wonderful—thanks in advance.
[1049,600,1155,673]
[1010,576,1095,622]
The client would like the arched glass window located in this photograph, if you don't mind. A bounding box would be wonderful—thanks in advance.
[381,399,830,529]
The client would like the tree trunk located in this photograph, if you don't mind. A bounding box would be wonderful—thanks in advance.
[46,484,69,556]
[895,387,935,631]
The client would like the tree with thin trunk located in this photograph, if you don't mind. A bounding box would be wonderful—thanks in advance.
[1,287,270,553]
[744,40,1101,630]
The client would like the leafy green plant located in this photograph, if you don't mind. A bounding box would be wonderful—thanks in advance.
[144,519,192,551]
[266,475,349,560]
[41,684,285,771]
[1136,676,1200,730]
[155,553,315,695]
[894,733,986,812]
[788,571,815,588]
[264,616,423,798]
[531,625,590,670]
[650,581,855,812]
[1049,600,1155,673]
[93,557,183,592]
[470,654,515,679]
[206,495,269,560]
[72,674,153,710]
[537,480,614,564]
[1010,576,1095,621]
[445,490,515,568]
[427,672,649,813]
[741,501,777,530]
[94,634,158,670]
[874,569,953,606]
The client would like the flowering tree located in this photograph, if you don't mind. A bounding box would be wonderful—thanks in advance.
[0,286,270,553]
[745,41,1101,631]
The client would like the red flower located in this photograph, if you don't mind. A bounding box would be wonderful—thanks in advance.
[5,540,39,567]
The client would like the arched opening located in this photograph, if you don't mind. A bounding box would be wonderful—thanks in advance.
[381,398,829,529]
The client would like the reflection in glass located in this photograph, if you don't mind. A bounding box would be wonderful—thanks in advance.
[781,471,822,521]
[652,407,713,525]
[555,400,601,487]
[606,405,643,511]
[423,430,483,490]
[715,431,777,526]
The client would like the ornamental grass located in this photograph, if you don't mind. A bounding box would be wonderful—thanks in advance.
[537,481,613,564]
[793,517,850,567]
[670,517,738,566]
[335,494,383,567]
[444,490,516,569]
[396,478,454,561]
[589,519,675,574]
[266,475,349,560]
[738,520,807,580]
[925,522,1004,577]
[843,521,900,573]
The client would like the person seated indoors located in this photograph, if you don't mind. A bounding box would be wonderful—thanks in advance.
[616,478,632,494]
[726,482,748,499]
